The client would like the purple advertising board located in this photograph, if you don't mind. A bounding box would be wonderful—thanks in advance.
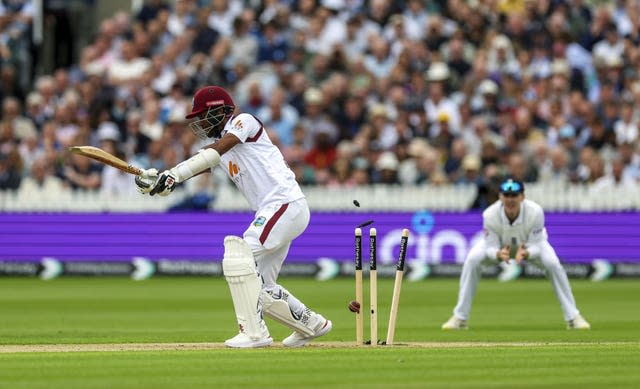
[1,211,640,265]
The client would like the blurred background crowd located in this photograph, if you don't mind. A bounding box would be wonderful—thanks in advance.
[1,0,639,210]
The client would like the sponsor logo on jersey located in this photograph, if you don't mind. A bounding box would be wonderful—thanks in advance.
[228,161,239,177]
[233,119,243,129]
[253,216,266,227]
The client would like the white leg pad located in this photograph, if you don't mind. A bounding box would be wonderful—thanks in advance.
[260,290,314,337]
[223,236,264,340]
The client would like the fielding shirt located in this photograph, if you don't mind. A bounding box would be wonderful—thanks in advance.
[482,199,547,259]
[217,113,304,211]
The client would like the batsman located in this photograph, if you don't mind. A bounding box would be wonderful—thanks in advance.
[135,86,332,348]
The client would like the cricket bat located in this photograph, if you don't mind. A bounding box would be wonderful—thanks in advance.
[68,146,143,176]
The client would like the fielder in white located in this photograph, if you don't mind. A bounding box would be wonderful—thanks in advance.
[135,85,332,348]
[442,178,591,330]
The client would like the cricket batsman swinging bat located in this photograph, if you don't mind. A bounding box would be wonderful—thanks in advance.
[386,228,409,346]
[68,146,143,176]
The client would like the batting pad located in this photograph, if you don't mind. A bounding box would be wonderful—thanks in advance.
[222,236,263,340]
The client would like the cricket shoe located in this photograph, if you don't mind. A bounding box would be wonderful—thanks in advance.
[282,313,332,348]
[441,315,468,330]
[567,314,591,330]
[225,323,273,348]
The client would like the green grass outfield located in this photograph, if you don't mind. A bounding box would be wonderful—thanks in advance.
[1,277,639,388]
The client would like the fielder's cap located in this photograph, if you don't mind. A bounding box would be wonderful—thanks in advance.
[499,178,524,195]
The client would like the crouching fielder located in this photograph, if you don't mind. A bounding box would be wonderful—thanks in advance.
[442,178,591,330]
[135,86,331,348]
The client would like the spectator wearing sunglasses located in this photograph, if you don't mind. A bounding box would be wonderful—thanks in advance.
[442,178,591,330]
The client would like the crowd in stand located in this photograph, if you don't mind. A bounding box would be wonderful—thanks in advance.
[1,0,639,209]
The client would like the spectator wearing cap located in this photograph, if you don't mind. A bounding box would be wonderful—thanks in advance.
[1,97,36,142]
[486,34,520,76]
[24,92,47,131]
[95,121,121,148]
[373,151,400,185]
[470,79,500,125]
[398,138,447,185]
[456,154,482,186]
[367,103,398,151]
[424,61,461,135]
[299,87,338,150]
[593,23,624,66]
[429,111,455,152]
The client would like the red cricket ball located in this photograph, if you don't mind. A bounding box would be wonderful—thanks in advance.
[348,300,361,313]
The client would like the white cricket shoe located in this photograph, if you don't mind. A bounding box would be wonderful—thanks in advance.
[567,314,591,330]
[282,314,332,348]
[225,323,273,348]
[441,315,468,330]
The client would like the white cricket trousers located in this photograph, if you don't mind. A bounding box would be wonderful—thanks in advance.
[453,239,581,321]
[243,198,310,317]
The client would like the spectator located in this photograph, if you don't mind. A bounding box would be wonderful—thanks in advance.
[256,86,299,147]
[61,149,102,191]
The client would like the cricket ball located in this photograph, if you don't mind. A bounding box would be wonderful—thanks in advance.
[348,300,361,313]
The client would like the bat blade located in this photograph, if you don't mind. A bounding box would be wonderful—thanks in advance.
[68,146,143,176]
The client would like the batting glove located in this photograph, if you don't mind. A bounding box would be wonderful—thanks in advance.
[135,168,159,195]
[149,169,179,196]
